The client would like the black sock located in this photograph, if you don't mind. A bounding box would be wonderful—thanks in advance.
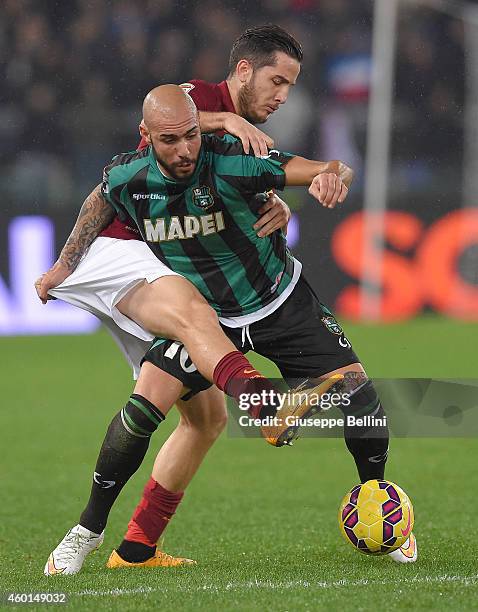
[344,403,389,482]
[116,541,156,563]
[79,395,164,534]
[340,379,389,482]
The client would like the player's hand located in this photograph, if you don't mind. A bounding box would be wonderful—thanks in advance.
[34,262,70,304]
[223,113,274,157]
[254,192,291,237]
[308,171,349,209]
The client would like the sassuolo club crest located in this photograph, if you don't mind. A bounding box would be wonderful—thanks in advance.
[321,315,343,335]
[192,186,214,210]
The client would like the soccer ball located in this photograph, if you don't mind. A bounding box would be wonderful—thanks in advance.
[338,479,414,555]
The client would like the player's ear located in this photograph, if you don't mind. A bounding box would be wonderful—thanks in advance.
[236,59,253,83]
[139,120,151,144]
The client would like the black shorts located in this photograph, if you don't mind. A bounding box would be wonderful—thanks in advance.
[143,275,359,398]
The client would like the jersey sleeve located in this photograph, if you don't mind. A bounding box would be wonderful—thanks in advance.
[100,159,127,218]
[240,149,295,192]
[210,135,295,194]
[100,163,113,206]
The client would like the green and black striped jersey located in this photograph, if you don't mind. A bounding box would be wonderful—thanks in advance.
[101,134,297,319]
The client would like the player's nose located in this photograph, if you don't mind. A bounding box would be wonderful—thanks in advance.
[176,139,190,156]
[274,89,288,105]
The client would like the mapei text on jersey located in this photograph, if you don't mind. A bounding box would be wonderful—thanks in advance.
[143,212,226,242]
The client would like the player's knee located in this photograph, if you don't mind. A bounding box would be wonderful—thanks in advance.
[188,297,219,329]
[121,394,166,438]
[210,408,228,439]
[336,371,388,438]
[202,411,228,442]
[179,406,228,442]
[175,297,220,338]
[338,369,369,397]
[333,370,378,415]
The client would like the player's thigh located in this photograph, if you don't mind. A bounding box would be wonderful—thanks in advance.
[49,237,173,343]
[117,274,218,339]
[252,275,361,384]
[176,386,227,437]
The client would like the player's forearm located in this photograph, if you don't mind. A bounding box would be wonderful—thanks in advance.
[284,157,354,188]
[198,111,231,133]
[56,184,115,272]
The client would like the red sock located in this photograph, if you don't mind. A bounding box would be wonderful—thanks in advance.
[124,478,184,547]
[213,351,278,419]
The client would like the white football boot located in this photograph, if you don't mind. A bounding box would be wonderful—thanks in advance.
[44,524,104,576]
[388,532,418,563]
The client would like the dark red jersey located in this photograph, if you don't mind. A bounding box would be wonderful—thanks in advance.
[100,80,236,240]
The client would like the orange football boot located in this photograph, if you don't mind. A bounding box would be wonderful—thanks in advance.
[106,548,196,569]
[262,374,344,446]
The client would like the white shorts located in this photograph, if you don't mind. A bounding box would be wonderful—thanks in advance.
[49,237,181,378]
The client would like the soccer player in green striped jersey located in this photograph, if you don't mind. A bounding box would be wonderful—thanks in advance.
[99,85,395,568]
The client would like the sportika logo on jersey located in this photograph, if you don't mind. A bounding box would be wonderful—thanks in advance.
[144,212,225,242]
[133,193,167,200]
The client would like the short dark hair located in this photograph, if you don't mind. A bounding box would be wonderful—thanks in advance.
[228,24,303,75]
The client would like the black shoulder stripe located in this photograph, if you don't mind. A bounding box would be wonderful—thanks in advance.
[107,147,150,171]
[126,165,152,222]
[218,172,286,196]
[109,181,130,222]
[202,134,250,157]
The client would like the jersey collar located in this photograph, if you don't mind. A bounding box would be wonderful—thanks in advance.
[217,80,236,113]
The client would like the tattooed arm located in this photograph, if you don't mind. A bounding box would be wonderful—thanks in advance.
[34,184,115,303]
[57,184,115,271]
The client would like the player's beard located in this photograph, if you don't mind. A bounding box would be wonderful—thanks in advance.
[154,150,197,181]
[237,77,264,125]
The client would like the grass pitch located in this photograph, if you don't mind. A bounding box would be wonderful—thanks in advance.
[1,317,477,610]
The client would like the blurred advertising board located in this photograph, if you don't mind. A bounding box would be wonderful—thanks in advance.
[1,201,476,335]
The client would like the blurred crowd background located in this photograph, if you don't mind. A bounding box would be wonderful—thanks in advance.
[1,0,466,213]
